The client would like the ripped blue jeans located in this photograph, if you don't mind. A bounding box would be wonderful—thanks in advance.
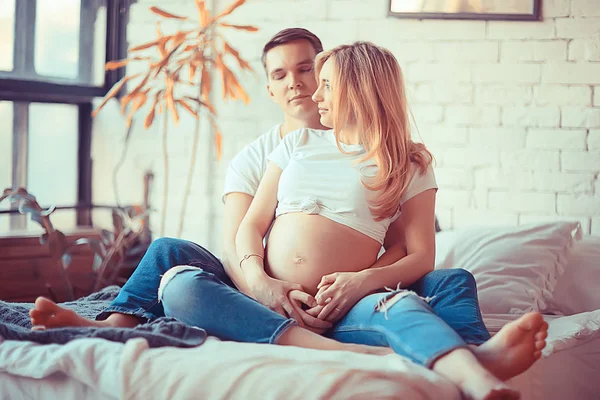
[98,237,490,367]
[159,266,468,367]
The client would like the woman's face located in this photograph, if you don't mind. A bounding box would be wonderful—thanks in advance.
[312,58,334,128]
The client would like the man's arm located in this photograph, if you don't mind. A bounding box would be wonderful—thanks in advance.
[362,189,437,291]
[222,193,255,297]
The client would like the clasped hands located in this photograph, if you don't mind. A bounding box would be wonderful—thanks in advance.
[248,271,366,335]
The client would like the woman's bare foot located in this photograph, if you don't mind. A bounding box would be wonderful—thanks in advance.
[29,297,139,329]
[473,312,548,380]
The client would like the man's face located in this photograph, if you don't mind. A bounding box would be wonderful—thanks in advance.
[264,40,319,121]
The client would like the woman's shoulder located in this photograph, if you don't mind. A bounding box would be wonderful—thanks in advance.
[400,157,437,205]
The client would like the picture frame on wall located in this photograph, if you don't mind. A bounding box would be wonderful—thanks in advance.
[388,0,541,21]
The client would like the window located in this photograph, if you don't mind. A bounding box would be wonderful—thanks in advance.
[0,0,131,233]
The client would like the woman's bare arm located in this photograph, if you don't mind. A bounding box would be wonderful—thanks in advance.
[222,192,255,296]
[235,162,283,281]
[359,189,437,291]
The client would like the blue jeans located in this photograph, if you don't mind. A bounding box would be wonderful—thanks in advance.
[99,238,491,358]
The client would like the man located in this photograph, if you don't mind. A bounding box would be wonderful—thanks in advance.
[31,29,489,347]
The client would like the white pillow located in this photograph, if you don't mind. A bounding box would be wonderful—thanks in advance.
[435,222,582,315]
[544,236,600,315]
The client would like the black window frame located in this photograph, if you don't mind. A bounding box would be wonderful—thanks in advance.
[0,0,132,230]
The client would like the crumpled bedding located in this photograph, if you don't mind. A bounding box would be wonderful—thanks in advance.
[0,336,460,400]
[0,286,206,348]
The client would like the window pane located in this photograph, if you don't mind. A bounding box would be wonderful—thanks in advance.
[3,0,108,86]
[27,103,78,230]
[0,0,15,71]
[35,0,82,81]
[0,102,14,233]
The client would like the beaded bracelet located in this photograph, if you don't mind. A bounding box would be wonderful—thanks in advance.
[239,253,264,268]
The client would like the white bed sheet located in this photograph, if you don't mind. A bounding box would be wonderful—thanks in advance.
[2,311,598,400]
[0,336,459,400]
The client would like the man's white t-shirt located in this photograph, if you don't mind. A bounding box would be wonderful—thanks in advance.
[222,124,282,202]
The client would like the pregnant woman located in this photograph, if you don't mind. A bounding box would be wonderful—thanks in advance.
[155,42,546,400]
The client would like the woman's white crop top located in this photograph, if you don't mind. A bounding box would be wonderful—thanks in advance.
[267,128,437,244]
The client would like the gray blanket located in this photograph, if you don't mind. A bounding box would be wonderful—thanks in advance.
[0,286,206,348]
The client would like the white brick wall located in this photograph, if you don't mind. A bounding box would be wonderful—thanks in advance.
[122,0,600,251]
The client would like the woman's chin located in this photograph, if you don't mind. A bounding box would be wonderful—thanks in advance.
[320,116,332,127]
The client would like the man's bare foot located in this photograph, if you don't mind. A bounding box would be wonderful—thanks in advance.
[473,312,548,380]
[29,297,140,330]
[433,348,521,400]
[461,375,521,400]
[460,373,521,400]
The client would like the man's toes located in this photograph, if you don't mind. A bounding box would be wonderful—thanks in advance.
[534,351,542,359]
[535,330,548,341]
[535,341,546,350]
[519,312,544,331]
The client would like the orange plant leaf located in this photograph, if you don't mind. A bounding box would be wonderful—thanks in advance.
[144,91,162,128]
[165,76,179,126]
[176,99,199,119]
[215,130,222,161]
[106,56,152,71]
[215,0,245,20]
[201,67,211,100]
[195,0,211,27]
[91,73,141,117]
[105,59,130,71]
[126,89,149,128]
[129,39,160,52]
[120,74,150,113]
[218,23,258,32]
[149,6,188,20]
[144,107,155,128]
[223,42,252,71]
[157,36,171,59]
[189,63,197,81]
[232,81,250,105]
[185,96,217,115]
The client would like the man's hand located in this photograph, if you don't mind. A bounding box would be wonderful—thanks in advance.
[247,275,307,325]
[288,290,333,334]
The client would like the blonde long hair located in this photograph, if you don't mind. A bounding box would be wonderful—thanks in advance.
[315,42,433,220]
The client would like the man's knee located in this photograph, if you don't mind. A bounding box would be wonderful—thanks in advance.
[434,268,476,288]
[148,237,188,254]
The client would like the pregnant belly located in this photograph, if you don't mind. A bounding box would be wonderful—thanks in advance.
[264,213,381,296]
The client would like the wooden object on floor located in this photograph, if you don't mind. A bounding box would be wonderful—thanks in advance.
[0,229,100,303]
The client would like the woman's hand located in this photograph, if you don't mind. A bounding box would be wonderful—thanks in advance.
[247,274,307,325]
[311,271,369,323]
[288,290,333,334]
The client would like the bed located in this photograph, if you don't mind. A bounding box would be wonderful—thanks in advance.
[1,221,599,399]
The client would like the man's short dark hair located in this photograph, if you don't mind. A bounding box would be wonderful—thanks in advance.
[261,28,324,72]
